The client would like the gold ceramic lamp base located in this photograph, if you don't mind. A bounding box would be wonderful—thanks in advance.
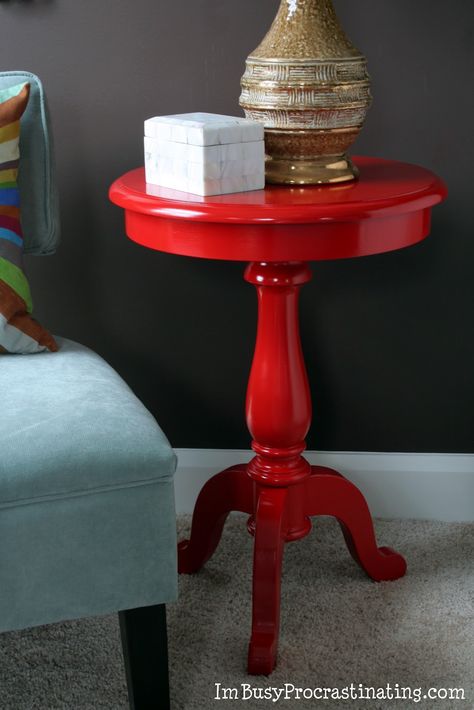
[265,155,358,185]
[264,126,360,184]
[239,0,371,187]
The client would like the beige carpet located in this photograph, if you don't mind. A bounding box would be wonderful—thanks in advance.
[0,515,472,709]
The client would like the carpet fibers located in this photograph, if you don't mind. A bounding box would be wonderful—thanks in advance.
[0,515,472,709]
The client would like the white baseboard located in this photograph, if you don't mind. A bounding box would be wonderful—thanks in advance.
[174,449,474,522]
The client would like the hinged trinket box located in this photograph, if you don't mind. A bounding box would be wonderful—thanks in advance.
[144,113,265,196]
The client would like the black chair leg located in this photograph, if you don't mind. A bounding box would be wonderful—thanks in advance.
[119,604,170,710]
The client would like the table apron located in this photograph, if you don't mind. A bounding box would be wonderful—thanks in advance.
[124,208,432,262]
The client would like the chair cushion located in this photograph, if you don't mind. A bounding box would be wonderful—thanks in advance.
[0,81,57,354]
[0,337,176,506]
[0,71,60,256]
[0,337,177,631]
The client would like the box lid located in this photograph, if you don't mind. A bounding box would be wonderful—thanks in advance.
[144,112,264,147]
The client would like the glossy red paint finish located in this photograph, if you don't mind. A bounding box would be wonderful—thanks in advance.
[109,157,446,262]
[245,263,312,462]
[110,158,446,676]
[249,486,288,676]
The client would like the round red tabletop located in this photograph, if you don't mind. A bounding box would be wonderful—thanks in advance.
[109,156,447,262]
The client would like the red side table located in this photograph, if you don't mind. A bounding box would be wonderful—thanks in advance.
[110,157,447,675]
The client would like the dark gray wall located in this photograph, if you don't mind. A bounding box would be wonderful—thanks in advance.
[1,1,473,452]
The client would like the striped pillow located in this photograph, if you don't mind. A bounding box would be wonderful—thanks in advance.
[0,82,57,353]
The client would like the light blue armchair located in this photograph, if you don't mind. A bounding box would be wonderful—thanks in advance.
[0,72,177,709]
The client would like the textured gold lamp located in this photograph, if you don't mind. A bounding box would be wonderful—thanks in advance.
[239,0,371,185]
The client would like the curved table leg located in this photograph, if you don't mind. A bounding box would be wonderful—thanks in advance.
[248,487,288,676]
[178,465,254,574]
[306,466,407,582]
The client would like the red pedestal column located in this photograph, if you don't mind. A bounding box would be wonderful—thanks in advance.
[179,261,406,675]
[245,262,312,674]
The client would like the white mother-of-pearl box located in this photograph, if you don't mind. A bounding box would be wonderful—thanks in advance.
[144,113,265,197]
